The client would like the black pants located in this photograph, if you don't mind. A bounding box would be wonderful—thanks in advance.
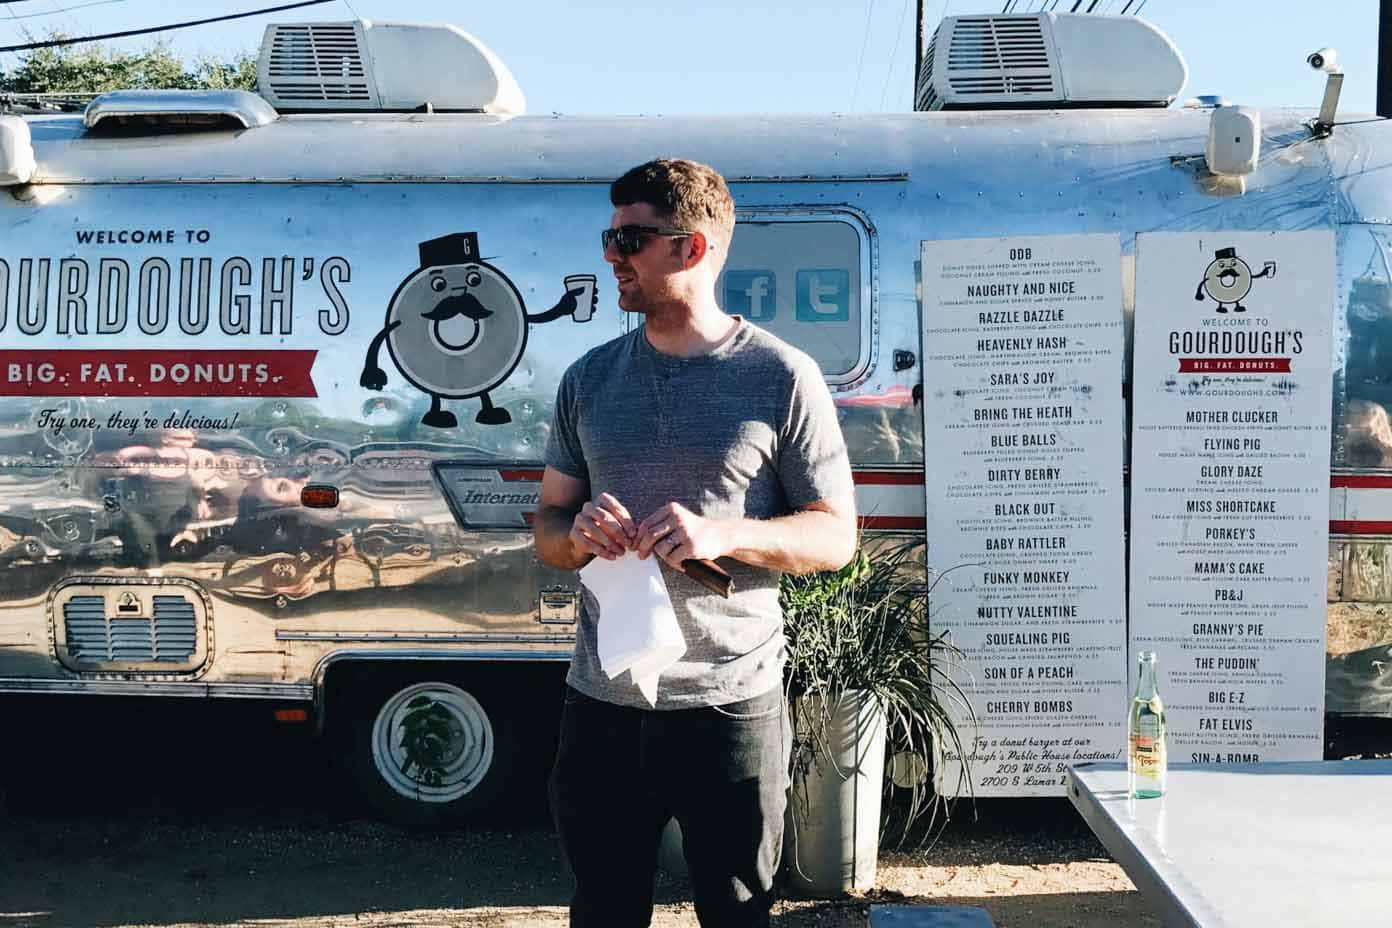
[548,684,791,928]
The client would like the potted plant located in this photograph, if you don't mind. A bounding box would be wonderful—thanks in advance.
[780,538,975,897]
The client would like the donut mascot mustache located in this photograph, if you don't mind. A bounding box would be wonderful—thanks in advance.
[421,292,494,322]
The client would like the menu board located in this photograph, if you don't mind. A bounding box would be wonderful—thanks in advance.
[922,235,1127,798]
[1130,231,1333,764]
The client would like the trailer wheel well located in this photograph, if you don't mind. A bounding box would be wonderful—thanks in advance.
[319,658,567,825]
[318,658,566,735]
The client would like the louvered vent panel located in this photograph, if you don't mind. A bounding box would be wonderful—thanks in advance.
[264,24,375,104]
[152,596,198,660]
[915,27,940,111]
[63,596,108,661]
[62,594,197,663]
[916,15,1059,110]
[946,17,1054,98]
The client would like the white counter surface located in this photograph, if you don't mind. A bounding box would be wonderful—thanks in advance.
[1067,760,1392,927]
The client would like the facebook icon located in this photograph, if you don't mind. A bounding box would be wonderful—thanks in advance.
[723,270,777,321]
[796,269,850,322]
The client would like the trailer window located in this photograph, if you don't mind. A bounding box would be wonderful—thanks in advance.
[718,214,870,384]
[1341,228,1392,467]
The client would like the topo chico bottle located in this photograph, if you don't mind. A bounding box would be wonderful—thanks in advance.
[1128,651,1167,798]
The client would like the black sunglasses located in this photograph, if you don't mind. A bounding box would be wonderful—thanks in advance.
[601,224,693,256]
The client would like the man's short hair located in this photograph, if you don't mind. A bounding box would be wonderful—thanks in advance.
[610,159,736,258]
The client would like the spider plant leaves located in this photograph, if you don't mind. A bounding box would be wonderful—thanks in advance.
[781,538,978,850]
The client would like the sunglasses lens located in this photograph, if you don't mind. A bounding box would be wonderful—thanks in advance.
[619,228,643,254]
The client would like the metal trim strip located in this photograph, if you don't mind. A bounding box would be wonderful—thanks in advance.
[277,631,575,644]
[29,173,913,187]
[309,647,572,695]
[0,679,313,699]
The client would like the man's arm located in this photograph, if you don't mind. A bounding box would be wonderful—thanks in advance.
[533,466,637,569]
[723,495,857,575]
[635,493,857,577]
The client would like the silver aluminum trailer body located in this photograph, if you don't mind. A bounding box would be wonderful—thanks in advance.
[1,107,1390,815]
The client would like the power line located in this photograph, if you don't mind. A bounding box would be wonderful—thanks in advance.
[46,0,86,34]
[880,0,911,110]
[3,0,127,20]
[850,0,877,111]
[0,0,333,52]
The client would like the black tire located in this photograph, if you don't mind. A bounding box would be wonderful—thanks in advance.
[341,671,522,827]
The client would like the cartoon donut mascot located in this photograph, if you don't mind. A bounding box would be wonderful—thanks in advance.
[360,233,596,427]
[1195,247,1276,314]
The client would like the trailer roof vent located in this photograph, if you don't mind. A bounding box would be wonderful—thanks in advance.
[83,89,278,132]
[915,12,1187,111]
[257,20,525,115]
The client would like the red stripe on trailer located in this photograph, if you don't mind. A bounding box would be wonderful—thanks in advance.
[859,515,926,530]
[855,518,1392,534]
[853,470,924,485]
[501,469,544,482]
[1331,520,1392,535]
[855,473,1392,488]
[1332,475,1392,489]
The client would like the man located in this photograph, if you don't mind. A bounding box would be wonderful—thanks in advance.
[534,158,857,927]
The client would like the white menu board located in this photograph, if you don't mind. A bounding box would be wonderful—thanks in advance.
[1130,231,1333,764]
[922,235,1127,798]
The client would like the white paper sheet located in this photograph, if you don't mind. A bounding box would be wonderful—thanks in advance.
[579,553,687,706]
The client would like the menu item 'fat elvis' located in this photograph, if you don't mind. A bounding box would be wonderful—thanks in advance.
[921,235,1127,798]
[1129,232,1334,765]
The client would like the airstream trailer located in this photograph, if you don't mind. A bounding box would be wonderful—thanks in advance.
[1,13,1389,822]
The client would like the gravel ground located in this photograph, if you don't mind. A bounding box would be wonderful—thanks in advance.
[0,697,1159,928]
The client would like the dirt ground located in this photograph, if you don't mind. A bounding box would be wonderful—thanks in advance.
[1327,600,1392,656]
[0,698,1159,928]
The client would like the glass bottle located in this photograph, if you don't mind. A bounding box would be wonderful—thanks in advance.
[1128,650,1167,798]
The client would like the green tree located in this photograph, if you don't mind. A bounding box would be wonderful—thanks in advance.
[0,38,257,94]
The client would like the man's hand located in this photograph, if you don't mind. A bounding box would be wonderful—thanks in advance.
[570,492,637,561]
[635,502,729,569]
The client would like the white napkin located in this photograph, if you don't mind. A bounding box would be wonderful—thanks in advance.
[579,552,687,706]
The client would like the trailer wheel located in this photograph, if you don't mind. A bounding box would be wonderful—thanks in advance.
[345,675,518,826]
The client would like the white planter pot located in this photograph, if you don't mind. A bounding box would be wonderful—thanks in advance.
[782,689,886,897]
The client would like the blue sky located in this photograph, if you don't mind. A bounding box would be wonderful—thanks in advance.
[0,0,1381,115]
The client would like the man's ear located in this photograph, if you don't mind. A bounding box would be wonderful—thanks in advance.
[683,230,709,269]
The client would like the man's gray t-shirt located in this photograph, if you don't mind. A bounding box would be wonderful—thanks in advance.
[544,318,854,710]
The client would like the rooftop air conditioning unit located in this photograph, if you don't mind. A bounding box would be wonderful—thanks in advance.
[914,13,1187,111]
[257,20,525,114]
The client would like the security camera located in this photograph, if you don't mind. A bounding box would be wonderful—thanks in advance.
[1308,47,1340,74]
